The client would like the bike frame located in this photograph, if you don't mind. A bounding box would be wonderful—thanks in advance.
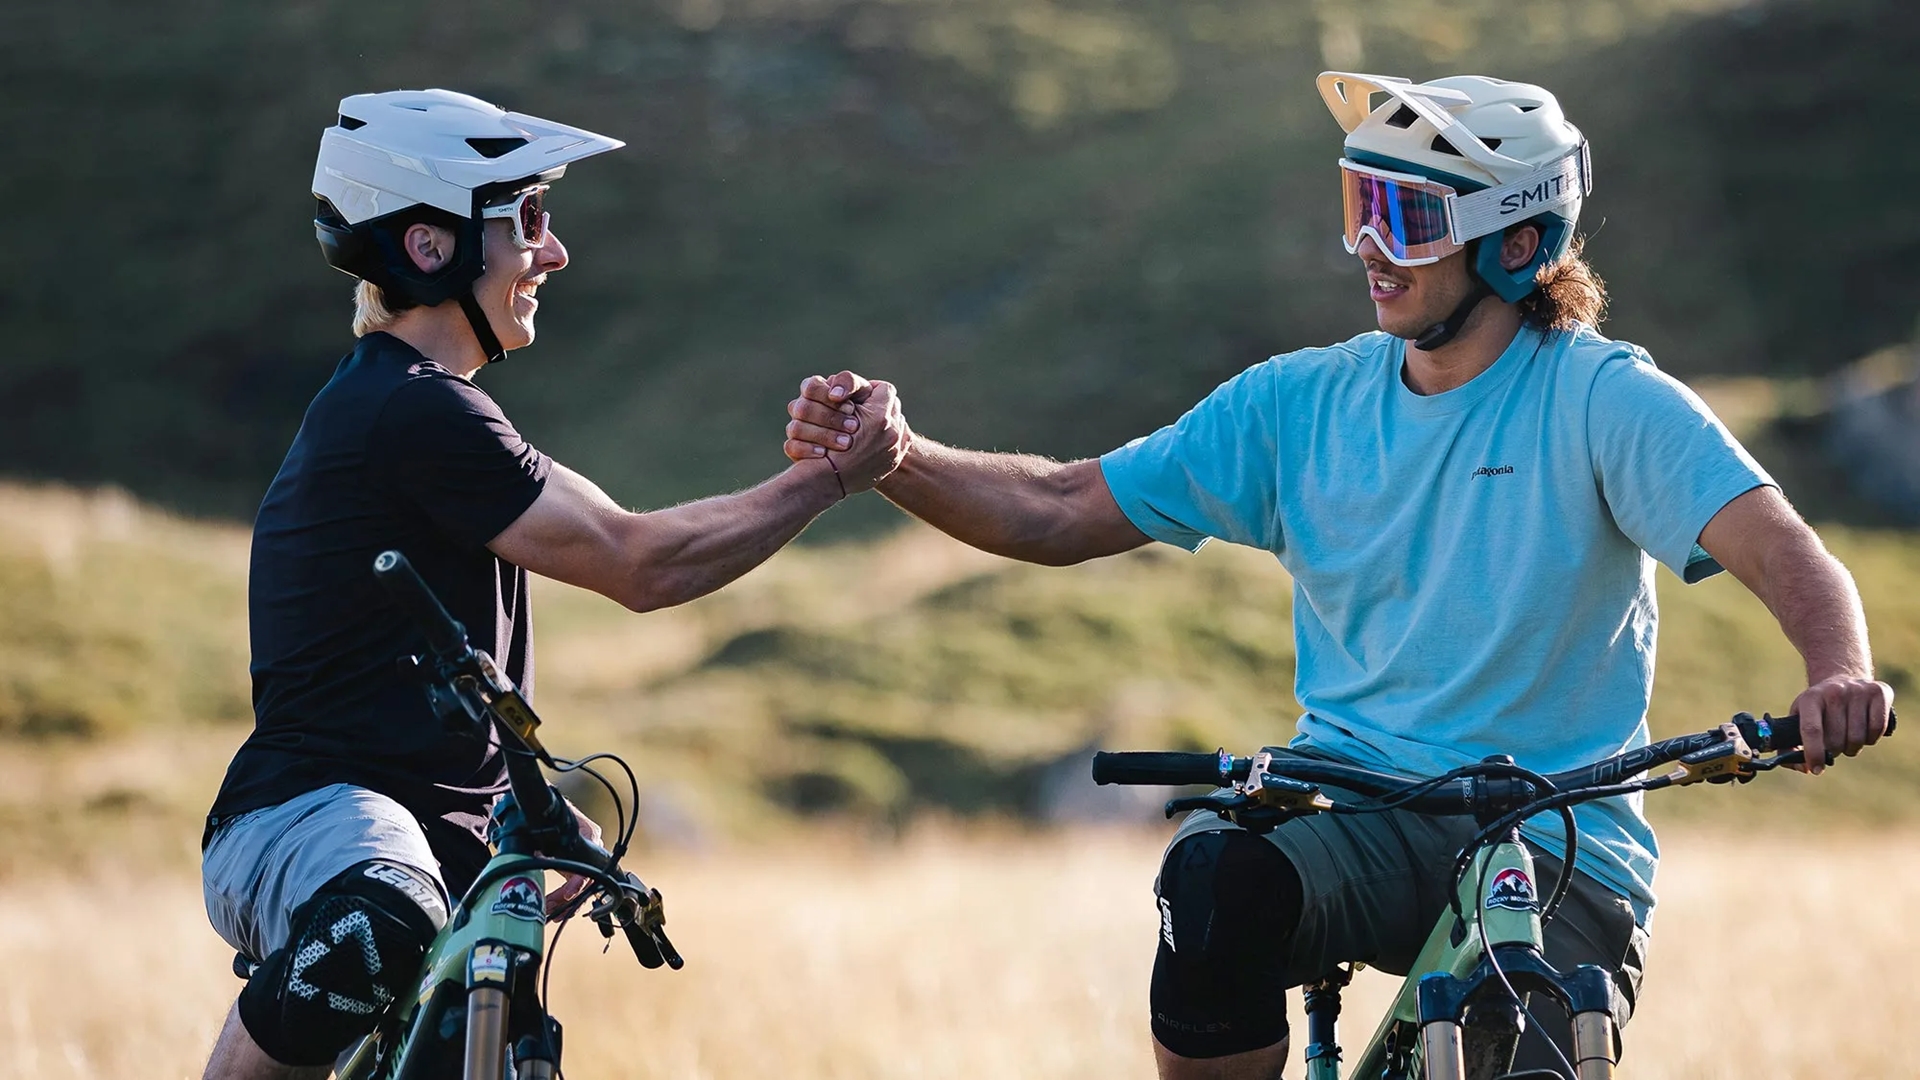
[336,808,559,1080]
[1310,836,1616,1080]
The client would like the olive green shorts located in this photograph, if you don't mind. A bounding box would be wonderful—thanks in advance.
[1161,749,1649,1070]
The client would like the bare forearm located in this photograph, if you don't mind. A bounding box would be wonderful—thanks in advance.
[874,438,1144,565]
[1751,532,1874,683]
[618,461,841,610]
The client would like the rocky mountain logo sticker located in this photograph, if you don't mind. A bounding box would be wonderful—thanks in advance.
[1485,868,1539,912]
[491,876,544,922]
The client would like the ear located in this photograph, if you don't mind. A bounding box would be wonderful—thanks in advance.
[1499,224,1542,271]
[401,223,456,274]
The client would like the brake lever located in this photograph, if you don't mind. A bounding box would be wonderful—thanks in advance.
[593,870,684,971]
[1751,748,1834,772]
[1164,792,1251,819]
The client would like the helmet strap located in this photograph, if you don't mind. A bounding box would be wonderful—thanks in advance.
[458,289,509,365]
[1412,269,1494,353]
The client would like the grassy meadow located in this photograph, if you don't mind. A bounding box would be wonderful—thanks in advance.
[14,829,1920,1079]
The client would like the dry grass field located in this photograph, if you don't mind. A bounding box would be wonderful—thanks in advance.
[9,828,1917,1079]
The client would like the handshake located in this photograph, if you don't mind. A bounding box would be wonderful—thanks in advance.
[782,370,915,498]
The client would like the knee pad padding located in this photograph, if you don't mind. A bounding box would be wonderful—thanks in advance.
[237,860,444,1067]
[1150,830,1303,1059]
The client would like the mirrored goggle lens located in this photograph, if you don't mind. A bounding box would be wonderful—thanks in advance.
[1340,165,1455,260]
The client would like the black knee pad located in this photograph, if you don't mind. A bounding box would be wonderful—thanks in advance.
[1150,830,1304,1059]
[238,860,447,1067]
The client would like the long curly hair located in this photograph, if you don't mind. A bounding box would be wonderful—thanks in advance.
[1516,234,1608,331]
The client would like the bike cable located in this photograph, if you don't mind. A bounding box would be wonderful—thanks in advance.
[549,750,644,861]
[523,746,645,1078]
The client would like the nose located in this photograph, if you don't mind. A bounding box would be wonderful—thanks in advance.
[538,225,568,273]
[1355,232,1385,263]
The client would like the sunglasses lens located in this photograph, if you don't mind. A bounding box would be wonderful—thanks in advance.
[518,189,546,246]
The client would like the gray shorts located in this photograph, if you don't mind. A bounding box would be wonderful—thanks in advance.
[203,783,450,963]
[1163,753,1649,1067]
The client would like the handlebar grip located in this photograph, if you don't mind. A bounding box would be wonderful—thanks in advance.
[1090,751,1231,787]
[1736,708,1897,755]
[1738,712,1799,752]
[372,550,468,657]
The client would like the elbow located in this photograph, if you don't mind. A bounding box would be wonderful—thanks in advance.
[616,587,667,614]
[601,516,692,613]
[1026,542,1100,568]
[998,515,1108,567]
[615,572,684,614]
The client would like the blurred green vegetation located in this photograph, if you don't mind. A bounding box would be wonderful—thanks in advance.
[2,456,1912,871]
[8,0,1917,524]
[0,487,249,739]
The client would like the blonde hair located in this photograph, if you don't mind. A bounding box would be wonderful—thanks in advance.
[352,279,403,338]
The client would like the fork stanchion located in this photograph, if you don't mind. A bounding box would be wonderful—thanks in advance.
[1571,1010,1616,1080]
[1418,1019,1466,1080]
[463,986,509,1080]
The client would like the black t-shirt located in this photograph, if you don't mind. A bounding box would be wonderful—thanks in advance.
[208,332,550,894]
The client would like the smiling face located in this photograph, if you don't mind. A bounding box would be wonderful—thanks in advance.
[472,216,569,352]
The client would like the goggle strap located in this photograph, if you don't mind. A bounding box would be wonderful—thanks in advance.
[1445,142,1592,244]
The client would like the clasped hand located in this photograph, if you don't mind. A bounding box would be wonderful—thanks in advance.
[784,370,913,495]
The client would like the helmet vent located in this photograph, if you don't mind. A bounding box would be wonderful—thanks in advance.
[338,115,366,131]
[1431,135,1461,156]
[1386,105,1419,129]
[1519,104,1541,113]
[467,137,530,159]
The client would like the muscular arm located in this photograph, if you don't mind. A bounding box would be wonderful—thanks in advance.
[874,439,1149,566]
[1698,485,1893,769]
[489,460,843,612]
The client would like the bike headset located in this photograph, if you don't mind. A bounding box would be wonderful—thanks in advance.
[1317,71,1595,350]
[311,89,625,364]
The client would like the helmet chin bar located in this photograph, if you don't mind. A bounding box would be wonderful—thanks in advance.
[458,289,509,365]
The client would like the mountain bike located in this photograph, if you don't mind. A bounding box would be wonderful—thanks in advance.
[1092,708,1895,1080]
[243,550,684,1080]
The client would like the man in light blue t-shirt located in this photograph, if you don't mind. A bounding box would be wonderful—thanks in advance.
[782,71,1893,1077]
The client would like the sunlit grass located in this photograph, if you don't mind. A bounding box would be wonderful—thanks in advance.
[13,829,1917,1079]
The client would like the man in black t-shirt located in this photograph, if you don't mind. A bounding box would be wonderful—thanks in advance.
[201,91,910,1079]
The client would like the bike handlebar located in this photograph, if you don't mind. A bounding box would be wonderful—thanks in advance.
[1091,709,1895,815]
[373,549,682,970]
[373,549,469,657]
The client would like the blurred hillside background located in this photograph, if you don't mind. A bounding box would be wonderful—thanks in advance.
[9,0,1920,1073]
[9,0,1920,521]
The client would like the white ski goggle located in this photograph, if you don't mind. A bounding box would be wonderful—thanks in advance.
[1339,144,1592,267]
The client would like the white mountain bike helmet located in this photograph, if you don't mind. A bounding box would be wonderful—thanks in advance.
[1317,72,1593,347]
[313,89,624,363]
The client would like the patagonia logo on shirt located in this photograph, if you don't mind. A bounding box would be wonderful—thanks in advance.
[1471,464,1516,478]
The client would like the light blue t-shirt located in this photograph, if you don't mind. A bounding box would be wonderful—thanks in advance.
[1100,323,1773,923]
